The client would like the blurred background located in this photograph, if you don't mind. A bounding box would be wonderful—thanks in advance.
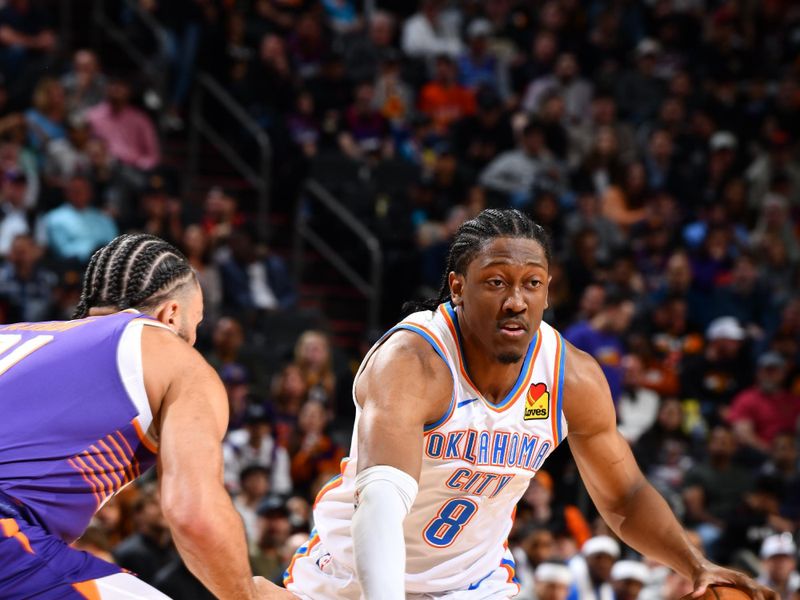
[1,0,799,598]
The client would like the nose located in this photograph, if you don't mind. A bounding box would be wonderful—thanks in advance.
[502,286,526,314]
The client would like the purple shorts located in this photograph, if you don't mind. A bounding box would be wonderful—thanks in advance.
[0,493,120,599]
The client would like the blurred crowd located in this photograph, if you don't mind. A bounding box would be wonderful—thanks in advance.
[1,0,800,598]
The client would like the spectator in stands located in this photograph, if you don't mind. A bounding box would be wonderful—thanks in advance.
[239,34,296,128]
[0,132,38,209]
[224,403,293,496]
[39,172,117,263]
[372,51,412,130]
[569,536,619,600]
[523,52,592,126]
[233,465,272,548]
[533,562,574,600]
[418,54,476,135]
[0,233,55,322]
[616,354,660,444]
[0,0,56,83]
[0,168,30,256]
[727,352,800,455]
[25,77,66,152]
[61,49,106,118]
[611,560,650,600]
[564,292,635,403]
[250,496,293,582]
[601,161,648,232]
[615,39,665,125]
[680,316,752,424]
[271,363,309,447]
[220,365,251,432]
[181,224,222,326]
[479,119,556,206]
[682,425,754,558]
[341,10,396,83]
[112,485,174,585]
[760,435,800,520]
[758,534,800,600]
[450,86,514,174]
[512,527,557,598]
[43,115,92,185]
[746,130,800,210]
[201,186,244,248]
[287,89,321,158]
[293,330,336,406]
[134,173,183,246]
[338,80,393,161]
[218,225,297,314]
[711,253,771,335]
[457,19,507,97]
[401,0,462,61]
[85,75,160,172]
[288,399,345,498]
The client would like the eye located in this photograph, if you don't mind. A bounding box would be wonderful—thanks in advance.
[529,279,542,288]
[487,278,504,287]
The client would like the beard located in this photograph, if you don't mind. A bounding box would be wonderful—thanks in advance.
[497,351,523,364]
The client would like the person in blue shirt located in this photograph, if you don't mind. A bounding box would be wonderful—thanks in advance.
[39,172,118,262]
[563,290,635,403]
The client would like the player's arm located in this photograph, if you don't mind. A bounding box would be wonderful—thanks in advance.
[142,327,292,600]
[562,343,776,600]
[353,330,453,600]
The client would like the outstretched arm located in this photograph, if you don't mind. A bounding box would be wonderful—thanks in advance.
[562,343,776,600]
[353,331,453,600]
[143,327,292,599]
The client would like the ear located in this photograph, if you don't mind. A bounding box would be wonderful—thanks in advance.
[449,272,464,306]
[153,300,180,330]
[545,274,553,309]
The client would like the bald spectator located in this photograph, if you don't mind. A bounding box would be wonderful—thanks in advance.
[85,76,160,171]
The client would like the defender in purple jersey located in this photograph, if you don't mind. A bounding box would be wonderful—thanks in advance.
[0,234,293,600]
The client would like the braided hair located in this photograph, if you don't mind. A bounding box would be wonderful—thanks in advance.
[73,234,197,319]
[404,209,551,314]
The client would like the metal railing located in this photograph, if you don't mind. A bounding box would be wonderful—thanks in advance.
[186,72,272,237]
[294,179,383,331]
[90,0,169,119]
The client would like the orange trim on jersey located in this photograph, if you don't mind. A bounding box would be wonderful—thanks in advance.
[283,532,321,586]
[113,431,141,478]
[90,444,124,491]
[68,458,102,507]
[131,418,158,454]
[73,454,108,503]
[97,439,131,487]
[550,332,563,445]
[104,434,136,482]
[313,458,349,509]
[81,451,116,498]
[0,518,33,553]
[72,579,101,600]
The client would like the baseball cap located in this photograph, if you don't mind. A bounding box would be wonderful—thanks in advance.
[582,535,621,558]
[256,495,290,517]
[611,560,650,583]
[758,351,786,369]
[706,316,746,341]
[760,533,797,559]
[710,131,737,152]
[534,562,573,586]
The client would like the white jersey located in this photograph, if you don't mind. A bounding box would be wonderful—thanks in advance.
[308,303,568,595]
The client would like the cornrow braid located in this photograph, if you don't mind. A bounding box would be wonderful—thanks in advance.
[73,234,196,319]
[402,209,551,315]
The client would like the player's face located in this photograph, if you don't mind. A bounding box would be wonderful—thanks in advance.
[450,237,549,364]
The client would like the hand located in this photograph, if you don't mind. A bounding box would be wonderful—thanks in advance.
[253,576,297,599]
[684,562,777,600]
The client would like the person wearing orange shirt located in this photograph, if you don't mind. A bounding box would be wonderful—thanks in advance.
[418,54,476,134]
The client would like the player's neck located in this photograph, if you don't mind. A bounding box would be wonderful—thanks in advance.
[460,333,523,404]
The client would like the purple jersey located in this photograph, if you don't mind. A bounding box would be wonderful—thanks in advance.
[0,312,158,543]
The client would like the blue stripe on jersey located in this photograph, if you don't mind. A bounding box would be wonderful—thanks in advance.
[444,302,538,410]
[556,333,567,443]
[389,324,455,433]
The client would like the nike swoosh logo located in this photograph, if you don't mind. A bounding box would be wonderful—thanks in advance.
[457,398,478,408]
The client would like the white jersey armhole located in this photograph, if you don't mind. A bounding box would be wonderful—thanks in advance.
[117,318,173,432]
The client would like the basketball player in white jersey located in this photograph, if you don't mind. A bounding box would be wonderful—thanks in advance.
[286,209,774,600]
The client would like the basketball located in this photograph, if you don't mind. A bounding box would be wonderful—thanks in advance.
[696,586,752,600]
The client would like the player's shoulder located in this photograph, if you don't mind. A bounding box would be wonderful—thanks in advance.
[560,338,616,434]
[366,328,451,381]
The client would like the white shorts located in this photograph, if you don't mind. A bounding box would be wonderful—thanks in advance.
[284,533,520,600]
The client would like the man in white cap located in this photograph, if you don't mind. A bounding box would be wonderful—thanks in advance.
[759,534,800,600]
[611,560,651,600]
[534,562,574,600]
[569,535,620,600]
